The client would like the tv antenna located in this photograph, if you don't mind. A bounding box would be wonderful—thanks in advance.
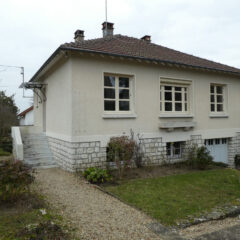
[105,0,108,23]
[0,64,32,98]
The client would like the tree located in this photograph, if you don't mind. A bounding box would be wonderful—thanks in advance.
[0,91,19,137]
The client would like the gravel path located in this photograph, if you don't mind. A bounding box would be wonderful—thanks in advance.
[35,168,162,240]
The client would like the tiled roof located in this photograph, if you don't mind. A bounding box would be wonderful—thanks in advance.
[61,34,240,74]
[18,106,33,117]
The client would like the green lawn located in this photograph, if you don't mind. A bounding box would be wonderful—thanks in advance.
[105,169,240,225]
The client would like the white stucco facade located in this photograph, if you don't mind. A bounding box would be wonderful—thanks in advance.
[33,53,240,171]
[19,108,34,126]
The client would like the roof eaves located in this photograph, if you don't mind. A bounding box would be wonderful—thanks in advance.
[29,47,62,82]
[61,46,240,76]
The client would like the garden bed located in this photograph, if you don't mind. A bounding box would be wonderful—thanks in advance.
[0,193,73,240]
[104,169,240,226]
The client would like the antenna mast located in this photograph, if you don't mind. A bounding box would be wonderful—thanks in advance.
[105,0,108,23]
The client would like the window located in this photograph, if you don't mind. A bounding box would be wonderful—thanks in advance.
[210,84,225,112]
[160,85,189,113]
[104,75,131,112]
[166,142,184,158]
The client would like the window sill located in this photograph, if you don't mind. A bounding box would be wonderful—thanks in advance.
[159,114,194,118]
[102,113,137,119]
[209,113,229,118]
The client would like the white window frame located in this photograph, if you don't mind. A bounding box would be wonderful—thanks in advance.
[103,73,134,115]
[210,84,227,114]
[166,142,183,158]
[160,78,192,117]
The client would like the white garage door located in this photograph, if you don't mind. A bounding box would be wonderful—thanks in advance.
[205,138,228,163]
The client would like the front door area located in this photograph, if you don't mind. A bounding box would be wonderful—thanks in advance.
[205,138,228,164]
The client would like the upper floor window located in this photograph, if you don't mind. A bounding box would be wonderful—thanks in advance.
[210,84,225,112]
[104,75,131,112]
[160,85,189,113]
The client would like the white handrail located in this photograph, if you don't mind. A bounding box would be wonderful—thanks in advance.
[11,127,23,161]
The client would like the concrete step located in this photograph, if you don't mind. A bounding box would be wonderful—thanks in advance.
[22,132,56,169]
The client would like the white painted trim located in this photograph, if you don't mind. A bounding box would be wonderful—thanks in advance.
[209,113,229,118]
[46,128,240,147]
[159,76,194,115]
[102,113,137,119]
[102,71,136,115]
[159,114,194,118]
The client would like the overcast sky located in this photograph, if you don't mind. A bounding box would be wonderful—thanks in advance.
[0,0,240,112]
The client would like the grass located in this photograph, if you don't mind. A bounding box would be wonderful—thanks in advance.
[105,169,240,226]
[0,193,75,240]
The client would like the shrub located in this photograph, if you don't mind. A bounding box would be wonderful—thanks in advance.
[0,159,35,202]
[0,148,11,156]
[130,130,144,168]
[83,167,112,184]
[187,145,213,170]
[107,136,135,179]
[235,154,240,168]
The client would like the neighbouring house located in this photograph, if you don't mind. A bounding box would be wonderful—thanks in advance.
[18,106,34,126]
[18,22,240,171]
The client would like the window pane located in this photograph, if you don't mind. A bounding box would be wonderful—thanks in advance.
[104,100,115,111]
[215,139,220,144]
[210,85,214,93]
[166,143,171,156]
[217,104,223,112]
[217,86,223,94]
[185,103,187,111]
[211,95,215,103]
[175,87,181,91]
[164,86,172,91]
[175,92,182,101]
[119,89,129,99]
[211,104,215,112]
[160,102,162,111]
[217,95,223,103]
[165,92,172,101]
[104,88,115,99]
[185,93,187,101]
[119,77,129,88]
[119,101,130,111]
[104,76,115,87]
[175,103,182,111]
[165,102,172,111]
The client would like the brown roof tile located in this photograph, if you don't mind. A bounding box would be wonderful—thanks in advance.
[61,34,240,74]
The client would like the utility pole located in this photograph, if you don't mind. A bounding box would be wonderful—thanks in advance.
[0,64,32,98]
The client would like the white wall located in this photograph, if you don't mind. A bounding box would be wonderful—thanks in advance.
[34,54,240,144]
[19,110,34,126]
[70,55,240,143]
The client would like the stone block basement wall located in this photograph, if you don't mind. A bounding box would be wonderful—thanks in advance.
[48,137,106,172]
[48,134,239,171]
[228,132,240,167]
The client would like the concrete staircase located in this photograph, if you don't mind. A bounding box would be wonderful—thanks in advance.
[22,133,56,168]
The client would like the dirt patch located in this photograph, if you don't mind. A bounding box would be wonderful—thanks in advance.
[108,163,225,183]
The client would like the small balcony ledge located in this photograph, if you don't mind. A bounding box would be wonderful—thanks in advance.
[159,121,196,132]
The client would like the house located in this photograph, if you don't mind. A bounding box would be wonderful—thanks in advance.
[18,106,34,126]
[20,22,240,171]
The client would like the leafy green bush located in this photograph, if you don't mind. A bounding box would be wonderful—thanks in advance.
[83,167,112,184]
[0,148,11,156]
[187,145,213,170]
[107,136,135,179]
[235,154,240,168]
[0,159,35,202]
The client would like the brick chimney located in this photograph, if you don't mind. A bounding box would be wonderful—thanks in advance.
[102,22,114,37]
[141,35,151,43]
[74,30,84,42]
